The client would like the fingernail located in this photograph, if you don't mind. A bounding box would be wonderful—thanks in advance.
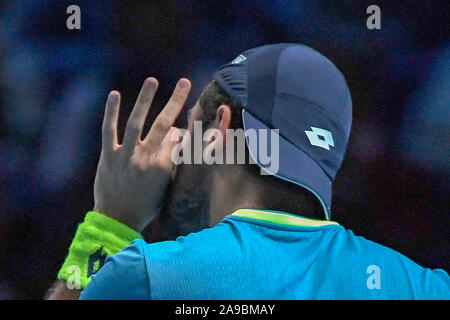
[109,91,119,103]
[178,78,189,89]
[146,77,158,87]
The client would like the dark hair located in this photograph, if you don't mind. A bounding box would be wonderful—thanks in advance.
[199,81,244,130]
[198,81,323,219]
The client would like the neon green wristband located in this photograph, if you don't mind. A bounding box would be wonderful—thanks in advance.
[57,211,142,289]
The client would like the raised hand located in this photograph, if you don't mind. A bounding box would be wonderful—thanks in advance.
[93,77,191,232]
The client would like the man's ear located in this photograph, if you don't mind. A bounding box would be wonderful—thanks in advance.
[203,105,231,159]
[216,104,232,135]
[215,104,232,148]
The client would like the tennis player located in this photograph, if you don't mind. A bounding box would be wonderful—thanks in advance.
[47,44,449,300]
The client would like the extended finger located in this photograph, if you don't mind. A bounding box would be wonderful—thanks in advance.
[102,91,120,158]
[144,78,191,148]
[122,77,159,157]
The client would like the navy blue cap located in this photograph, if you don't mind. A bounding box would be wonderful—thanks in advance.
[213,43,352,220]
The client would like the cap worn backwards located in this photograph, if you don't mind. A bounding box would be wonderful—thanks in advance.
[214,43,352,220]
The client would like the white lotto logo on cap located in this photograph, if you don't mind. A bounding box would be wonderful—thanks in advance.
[231,54,246,64]
[305,127,335,150]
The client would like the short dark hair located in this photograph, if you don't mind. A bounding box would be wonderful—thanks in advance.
[199,81,323,219]
[199,81,243,130]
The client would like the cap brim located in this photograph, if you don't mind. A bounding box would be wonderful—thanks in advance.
[242,110,332,220]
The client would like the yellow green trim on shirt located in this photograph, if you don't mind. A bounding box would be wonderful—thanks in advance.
[231,209,340,228]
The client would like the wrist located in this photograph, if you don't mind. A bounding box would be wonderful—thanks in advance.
[93,205,150,232]
[57,211,142,289]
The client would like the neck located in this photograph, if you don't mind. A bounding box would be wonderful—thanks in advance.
[208,166,261,226]
[208,165,324,226]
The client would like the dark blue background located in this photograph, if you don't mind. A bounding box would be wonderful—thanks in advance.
[0,1,448,298]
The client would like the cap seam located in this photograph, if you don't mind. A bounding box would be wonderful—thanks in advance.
[269,45,295,131]
[276,92,348,138]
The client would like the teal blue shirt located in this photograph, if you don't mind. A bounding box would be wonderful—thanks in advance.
[80,209,450,299]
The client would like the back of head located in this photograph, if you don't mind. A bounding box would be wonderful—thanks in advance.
[199,81,322,218]
[212,43,352,220]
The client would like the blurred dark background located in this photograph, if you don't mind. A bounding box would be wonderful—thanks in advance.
[0,1,448,299]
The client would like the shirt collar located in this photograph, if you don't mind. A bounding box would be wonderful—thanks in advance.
[231,208,340,228]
